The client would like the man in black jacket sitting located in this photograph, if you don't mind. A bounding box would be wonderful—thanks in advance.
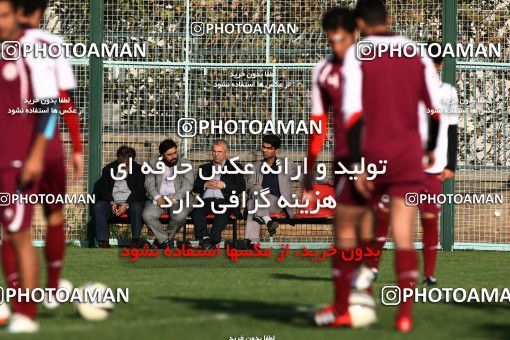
[192,139,245,248]
[92,146,146,248]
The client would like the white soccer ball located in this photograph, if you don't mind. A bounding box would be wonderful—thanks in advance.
[44,278,74,310]
[59,279,74,292]
[74,282,114,321]
[348,290,377,328]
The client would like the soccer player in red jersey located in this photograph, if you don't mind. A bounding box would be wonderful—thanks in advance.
[418,50,458,286]
[369,45,459,286]
[21,0,83,307]
[342,0,441,332]
[0,0,61,332]
[0,0,83,313]
[305,7,375,328]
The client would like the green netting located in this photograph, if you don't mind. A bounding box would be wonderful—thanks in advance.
[455,0,510,248]
[30,2,90,241]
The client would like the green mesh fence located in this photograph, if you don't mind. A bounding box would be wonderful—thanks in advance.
[30,2,90,242]
[454,0,510,249]
[29,0,509,250]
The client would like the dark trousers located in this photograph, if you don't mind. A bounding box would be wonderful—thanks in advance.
[93,200,144,241]
[192,197,231,244]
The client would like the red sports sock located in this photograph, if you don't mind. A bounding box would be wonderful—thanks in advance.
[421,217,439,277]
[359,240,377,269]
[370,209,390,270]
[3,241,37,320]
[45,223,66,290]
[395,250,418,319]
[1,239,19,289]
[332,248,358,314]
[1,239,20,313]
[17,296,37,321]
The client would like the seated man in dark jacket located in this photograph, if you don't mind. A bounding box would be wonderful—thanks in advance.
[92,146,146,248]
[192,139,245,248]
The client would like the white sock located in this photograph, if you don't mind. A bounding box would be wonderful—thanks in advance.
[262,216,272,224]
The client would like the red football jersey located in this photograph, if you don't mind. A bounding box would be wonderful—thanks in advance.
[342,33,441,183]
[310,55,349,161]
[0,31,60,170]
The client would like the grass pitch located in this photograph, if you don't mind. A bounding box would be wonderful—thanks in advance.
[1,248,509,340]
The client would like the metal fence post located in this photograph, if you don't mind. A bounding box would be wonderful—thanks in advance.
[87,0,104,247]
[440,0,457,251]
[183,0,190,158]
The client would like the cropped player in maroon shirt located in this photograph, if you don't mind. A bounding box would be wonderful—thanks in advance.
[0,0,61,332]
[370,46,459,286]
[17,0,83,311]
[342,0,441,332]
[305,7,375,329]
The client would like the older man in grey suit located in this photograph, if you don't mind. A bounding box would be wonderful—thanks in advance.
[245,134,301,243]
[143,139,194,248]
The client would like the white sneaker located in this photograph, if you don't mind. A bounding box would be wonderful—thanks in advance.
[43,278,74,310]
[0,301,10,325]
[314,305,341,326]
[423,276,438,286]
[352,265,376,291]
[7,313,39,334]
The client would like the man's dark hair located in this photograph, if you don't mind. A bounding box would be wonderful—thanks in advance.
[427,42,444,65]
[14,0,48,15]
[159,139,178,155]
[321,7,356,33]
[116,145,136,160]
[354,0,388,26]
[262,135,281,149]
